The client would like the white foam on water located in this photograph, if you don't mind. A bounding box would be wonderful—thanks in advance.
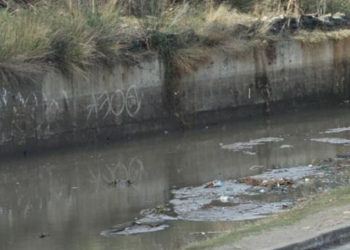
[310,138,350,144]
[322,127,350,134]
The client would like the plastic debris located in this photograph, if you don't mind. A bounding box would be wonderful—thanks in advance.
[239,177,294,188]
[250,165,264,170]
[204,180,223,188]
[219,196,229,203]
[38,233,50,239]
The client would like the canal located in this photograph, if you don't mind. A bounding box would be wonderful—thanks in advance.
[2,106,350,250]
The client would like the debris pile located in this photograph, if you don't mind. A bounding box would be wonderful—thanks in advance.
[140,205,173,216]
[263,12,349,34]
[239,177,294,188]
[204,180,223,188]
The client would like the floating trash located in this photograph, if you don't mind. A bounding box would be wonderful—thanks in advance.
[219,195,232,203]
[239,177,294,188]
[204,180,223,188]
[250,165,264,171]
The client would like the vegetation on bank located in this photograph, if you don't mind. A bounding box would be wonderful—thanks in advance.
[0,0,350,81]
[183,184,350,250]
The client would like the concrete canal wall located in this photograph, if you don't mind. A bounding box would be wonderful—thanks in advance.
[1,38,350,154]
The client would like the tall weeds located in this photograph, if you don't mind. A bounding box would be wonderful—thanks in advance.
[0,10,52,62]
[0,0,349,82]
[0,0,130,78]
[253,0,350,16]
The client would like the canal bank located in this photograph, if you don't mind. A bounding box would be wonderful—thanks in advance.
[185,188,350,250]
[1,37,350,155]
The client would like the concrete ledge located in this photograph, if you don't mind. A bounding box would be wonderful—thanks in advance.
[274,224,350,250]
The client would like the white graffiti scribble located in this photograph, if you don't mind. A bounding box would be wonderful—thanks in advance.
[87,94,98,120]
[41,93,48,103]
[109,89,125,117]
[15,93,25,105]
[86,85,142,120]
[25,92,38,107]
[0,87,65,142]
[98,90,125,119]
[0,89,40,108]
[2,89,8,105]
[126,85,142,117]
[62,90,69,101]
[98,91,112,119]
[46,99,60,116]
[0,83,143,144]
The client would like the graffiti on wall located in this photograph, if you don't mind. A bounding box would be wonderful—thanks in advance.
[86,85,142,120]
[0,85,142,144]
[0,88,64,144]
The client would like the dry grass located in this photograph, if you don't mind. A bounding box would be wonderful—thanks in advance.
[198,4,259,43]
[0,0,133,81]
[173,45,211,74]
[215,39,262,58]
[140,3,263,73]
[0,10,52,62]
[206,4,256,24]
[0,0,350,82]
[295,29,350,44]
[253,0,350,17]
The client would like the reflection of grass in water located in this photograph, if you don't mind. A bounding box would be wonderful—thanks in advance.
[183,184,350,250]
[89,157,144,193]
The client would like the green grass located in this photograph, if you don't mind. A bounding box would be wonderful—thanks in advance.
[183,184,350,250]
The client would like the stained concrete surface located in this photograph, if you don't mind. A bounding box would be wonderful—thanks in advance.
[1,39,350,155]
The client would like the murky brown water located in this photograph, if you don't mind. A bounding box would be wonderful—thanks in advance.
[2,106,350,250]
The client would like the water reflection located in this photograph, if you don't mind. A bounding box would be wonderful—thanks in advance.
[1,107,350,249]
